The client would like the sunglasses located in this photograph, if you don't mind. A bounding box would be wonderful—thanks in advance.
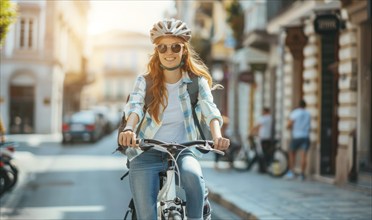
[156,43,184,54]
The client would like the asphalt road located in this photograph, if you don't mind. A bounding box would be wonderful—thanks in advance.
[0,133,239,220]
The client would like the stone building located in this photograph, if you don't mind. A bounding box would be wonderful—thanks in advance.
[174,0,234,118]
[81,31,153,112]
[264,0,370,185]
[0,0,90,134]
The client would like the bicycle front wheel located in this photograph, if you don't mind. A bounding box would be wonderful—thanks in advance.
[268,148,288,177]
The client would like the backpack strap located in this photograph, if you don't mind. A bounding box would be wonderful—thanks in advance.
[187,75,199,108]
[144,74,153,111]
[130,74,152,135]
[187,75,207,140]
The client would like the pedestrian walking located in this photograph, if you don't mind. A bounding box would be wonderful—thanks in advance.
[250,107,272,173]
[214,116,239,170]
[284,100,311,180]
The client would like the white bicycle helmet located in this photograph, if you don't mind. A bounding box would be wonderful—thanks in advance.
[150,18,192,43]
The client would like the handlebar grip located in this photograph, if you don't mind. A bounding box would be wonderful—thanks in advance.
[117,139,140,148]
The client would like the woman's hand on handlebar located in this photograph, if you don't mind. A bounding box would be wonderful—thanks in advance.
[213,136,230,151]
[118,130,138,148]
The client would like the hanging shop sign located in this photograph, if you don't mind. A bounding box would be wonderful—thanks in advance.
[314,14,340,34]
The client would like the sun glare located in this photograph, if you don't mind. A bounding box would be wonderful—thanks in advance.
[88,1,175,36]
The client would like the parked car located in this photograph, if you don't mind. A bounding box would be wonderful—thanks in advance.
[89,106,120,134]
[62,110,104,144]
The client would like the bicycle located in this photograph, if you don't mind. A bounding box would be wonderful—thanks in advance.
[116,139,224,220]
[231,135,288,177]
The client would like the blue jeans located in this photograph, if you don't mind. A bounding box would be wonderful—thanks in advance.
[129,149,205,220]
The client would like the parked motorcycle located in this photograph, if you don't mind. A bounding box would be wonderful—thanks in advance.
[0,141,19,197]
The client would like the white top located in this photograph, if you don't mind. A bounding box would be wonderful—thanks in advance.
[154,79,187,143]
[290,108,311,138]
[258,114,272,140]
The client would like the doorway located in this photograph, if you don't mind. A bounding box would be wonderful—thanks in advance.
[320,33,339,176]
[9,85,35,134]
[358,22,372,172]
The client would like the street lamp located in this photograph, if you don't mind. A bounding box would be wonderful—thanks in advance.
[212,65,224,82]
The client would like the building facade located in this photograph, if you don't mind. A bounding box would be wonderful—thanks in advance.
[338,0,371,181]
[230,0,273,144]
[0,0,90,134]
[204,0,372,186]
[174,0,234,118]
[81,31,153,112]
[255,0,371,185]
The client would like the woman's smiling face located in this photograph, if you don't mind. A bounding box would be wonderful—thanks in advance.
[156,37,185,70]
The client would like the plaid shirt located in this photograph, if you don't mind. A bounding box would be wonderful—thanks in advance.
[124,72,222,160]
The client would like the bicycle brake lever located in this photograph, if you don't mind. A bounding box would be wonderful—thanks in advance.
[213,149,225,156]
[203,141,225,155]
[112,146,125,154]
[194,142,224,156]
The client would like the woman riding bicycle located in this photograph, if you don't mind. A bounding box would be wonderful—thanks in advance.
[118,18,230,220]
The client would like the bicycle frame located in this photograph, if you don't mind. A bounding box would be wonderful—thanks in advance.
[157,147,187,220]
[230,136,258,171]
[231,135,288,176]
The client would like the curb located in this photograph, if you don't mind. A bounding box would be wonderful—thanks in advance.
[208,188,258,220]
[5,134,62,145]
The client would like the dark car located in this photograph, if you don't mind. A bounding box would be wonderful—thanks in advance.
[62,110,104,144]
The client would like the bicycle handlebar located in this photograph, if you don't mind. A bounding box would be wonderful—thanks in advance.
[140,139,213,146]
[119,139,225,155]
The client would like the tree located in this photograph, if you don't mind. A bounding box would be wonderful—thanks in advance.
[225,0,244,49]
[0,0,17,45]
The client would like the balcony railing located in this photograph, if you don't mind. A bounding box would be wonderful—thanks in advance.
[244,1,267,33]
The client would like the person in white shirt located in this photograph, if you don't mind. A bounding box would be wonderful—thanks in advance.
[251,107,272,173]
[284,100,311,180]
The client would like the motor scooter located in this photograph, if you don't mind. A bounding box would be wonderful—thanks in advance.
[0,141,19,197]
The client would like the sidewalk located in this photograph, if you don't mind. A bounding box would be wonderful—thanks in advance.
[5,134,62,145]
[202,163,372,220]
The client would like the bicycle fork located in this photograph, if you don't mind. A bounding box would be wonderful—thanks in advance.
[157,166,186,219]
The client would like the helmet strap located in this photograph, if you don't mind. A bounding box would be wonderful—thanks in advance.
[160,60,185,71]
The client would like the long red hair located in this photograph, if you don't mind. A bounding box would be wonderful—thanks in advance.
[146,37,213,123]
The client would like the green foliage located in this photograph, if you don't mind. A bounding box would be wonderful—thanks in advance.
[0,0,17,45]
[225,0,244,49]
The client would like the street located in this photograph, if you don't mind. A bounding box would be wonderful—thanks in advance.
[1,1,371,220]
[0,133,239,220]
